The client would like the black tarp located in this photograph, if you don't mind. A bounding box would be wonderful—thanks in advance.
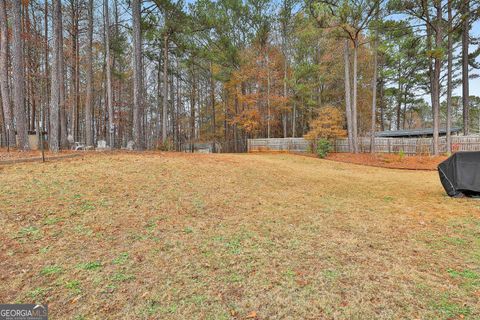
[438,151,480,197]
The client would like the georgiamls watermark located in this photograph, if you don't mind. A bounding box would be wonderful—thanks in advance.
[0,304,48,320]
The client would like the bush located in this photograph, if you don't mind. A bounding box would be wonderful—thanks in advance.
[157,140,173,151]
[316,139,332,158]
[304,106,347,141]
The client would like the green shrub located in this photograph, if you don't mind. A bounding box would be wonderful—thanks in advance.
[316,139,332,158]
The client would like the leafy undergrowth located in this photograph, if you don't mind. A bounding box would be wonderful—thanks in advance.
[0,152,478,319]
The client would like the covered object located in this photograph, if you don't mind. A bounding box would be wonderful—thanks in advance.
[438,152,480,197]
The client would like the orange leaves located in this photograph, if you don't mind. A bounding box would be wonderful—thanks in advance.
[235,109,261,134]
[223,45,292,137]
[304,105,347,140]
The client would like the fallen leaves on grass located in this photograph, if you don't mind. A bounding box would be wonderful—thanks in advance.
[326,152,447,170]
[0,152,479,319]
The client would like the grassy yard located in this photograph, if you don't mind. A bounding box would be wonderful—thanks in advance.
[0,152,479,319]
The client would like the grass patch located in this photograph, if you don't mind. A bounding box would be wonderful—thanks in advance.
[17,226,41,239]
[40,265,63,276]
[111,272,135,282]
[433,297,472,318]
[77,261,102,271]
[112,253,129,265]
[447,269,479,280]
[322,269,340,280]
[65,280,82,294]
[43,217,63,225]
[27,287,49,300]
[39,246,50,254]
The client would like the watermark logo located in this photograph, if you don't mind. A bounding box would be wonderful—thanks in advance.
[0,304,48,320]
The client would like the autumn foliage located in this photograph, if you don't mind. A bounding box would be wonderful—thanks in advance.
[224,45,289,137]
[304,106,346,141]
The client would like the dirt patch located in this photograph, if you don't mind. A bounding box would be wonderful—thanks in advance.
[324,152,447,170]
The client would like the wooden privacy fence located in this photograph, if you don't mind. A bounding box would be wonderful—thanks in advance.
[248,136,480,155]
[247,138,310,152]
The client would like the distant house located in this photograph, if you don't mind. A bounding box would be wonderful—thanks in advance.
[375,127,462,138]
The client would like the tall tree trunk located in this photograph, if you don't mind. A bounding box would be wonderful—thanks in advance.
[446,1,453,153]
[30,4,41,142]
[50,0,61,152]
[402,89,407,129]
[0,94,5,147]
[282,41,288,138]
[132,0,143,149]
[283,53,288,138]
[197,76,201,139]
[210,62,216,151]
[352,39,359,153]
[292,100,296,138]
[113,0,121,145]
[190,66,196,152]
[170,57,174,141]
[343,39,353,152]
[44,0,50,136]
[396,59,402,130]
[85,0,94,146]
[57,1,68,148]
[175,57,181,150]
[70,0,75,139]
[379,74,385,131]
[25,5,34,132]
[266,51,271,138]
[462,0,470,135]
[156,58,162,146]
[104,0,114,148]
[426,20,435,136]
[75,19,79,142]
[233,87,238,152]
[70,0,79,142]
[370,31,378,153]
[0,0,15,146]
[162,33,168,144]
[432,4,442,156]
[12,0,29,150]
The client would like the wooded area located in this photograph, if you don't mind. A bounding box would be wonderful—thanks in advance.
[0,0,479,155]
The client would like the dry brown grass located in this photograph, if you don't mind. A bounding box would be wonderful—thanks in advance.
[325,152,448,170]
[0,152,479,319]
[0,148,78,162]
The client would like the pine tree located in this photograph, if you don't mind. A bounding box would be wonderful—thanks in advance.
[11,0,29,150]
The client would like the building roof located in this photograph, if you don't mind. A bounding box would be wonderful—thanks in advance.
[375,127,462,138]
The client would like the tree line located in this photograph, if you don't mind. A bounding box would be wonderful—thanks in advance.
[0,0,478,154]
